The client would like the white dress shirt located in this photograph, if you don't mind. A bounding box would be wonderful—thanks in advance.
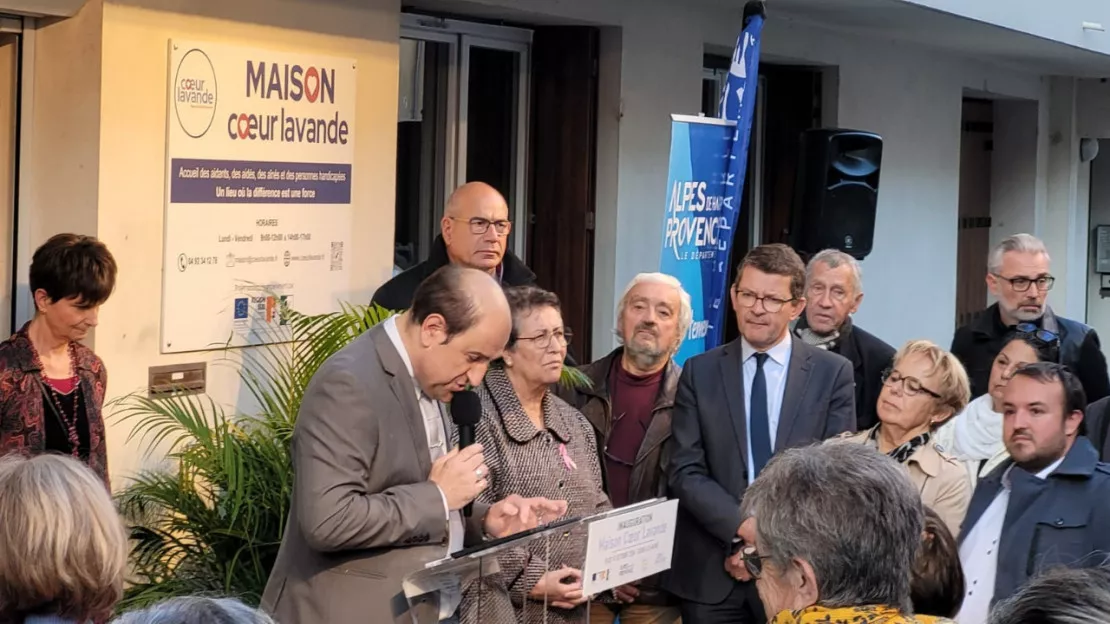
[741,333,792,484]
[383,316,465,554]
[956,456,1065,624]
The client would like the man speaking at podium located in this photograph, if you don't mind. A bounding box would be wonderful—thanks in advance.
[262,265,568,624]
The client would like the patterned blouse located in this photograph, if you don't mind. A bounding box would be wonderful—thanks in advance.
[770,605,952,624]
[0,323,109,486]
[459,364,611,624]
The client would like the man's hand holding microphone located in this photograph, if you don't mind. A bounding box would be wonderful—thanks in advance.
[430,390,568,539]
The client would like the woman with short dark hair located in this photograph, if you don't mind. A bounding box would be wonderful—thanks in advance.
[459,285,611,624]
[0,233,117,485]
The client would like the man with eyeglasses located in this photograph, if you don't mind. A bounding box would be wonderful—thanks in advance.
[372,181,536,312]
[666,244,855,624]
[793,249,895,431]
[951,233,1110,403]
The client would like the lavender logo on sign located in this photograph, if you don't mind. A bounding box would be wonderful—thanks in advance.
[174,48,218,138]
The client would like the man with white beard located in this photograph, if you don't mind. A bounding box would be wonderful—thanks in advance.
[558,272,691,624]
[951,234,1109,403]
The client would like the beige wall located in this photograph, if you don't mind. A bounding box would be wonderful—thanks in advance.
[23,0,400,487]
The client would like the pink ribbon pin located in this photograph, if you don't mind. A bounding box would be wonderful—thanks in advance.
[559,443,578,471]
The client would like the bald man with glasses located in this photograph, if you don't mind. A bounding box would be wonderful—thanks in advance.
[373,182,536,312]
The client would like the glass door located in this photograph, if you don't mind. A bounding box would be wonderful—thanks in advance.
[458,36,529,254]
[396,15,531,266]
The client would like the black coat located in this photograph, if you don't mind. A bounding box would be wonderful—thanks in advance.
[371,235,536,311]
[794,320,895,431]
[951,304,1110,403]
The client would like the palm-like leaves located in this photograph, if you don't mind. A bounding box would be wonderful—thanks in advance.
[112,303,397,609]
[112,300,592,609]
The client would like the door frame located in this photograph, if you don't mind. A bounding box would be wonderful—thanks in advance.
[400,14,533,259]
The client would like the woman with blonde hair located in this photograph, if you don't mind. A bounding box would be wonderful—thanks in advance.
[0,454,128,623]
[835,339,973,534]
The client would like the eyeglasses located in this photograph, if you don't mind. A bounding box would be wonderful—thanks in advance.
[516,327,572,350]
[1014,323,1060,345]
[741,546,771,579]
[734,289,796,313]
[806,283,850,303]
[881,368,942,399]
[451,217,512,237]
[993,273,1055,293]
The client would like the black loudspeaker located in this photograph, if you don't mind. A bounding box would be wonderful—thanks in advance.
[790,129,883,260]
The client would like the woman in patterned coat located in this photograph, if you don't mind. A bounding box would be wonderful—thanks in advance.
[460,285,611,624]
[0,234,117,486]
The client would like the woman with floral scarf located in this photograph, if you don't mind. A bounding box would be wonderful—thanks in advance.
[835,340,972,535]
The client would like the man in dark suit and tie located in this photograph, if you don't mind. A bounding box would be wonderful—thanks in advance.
[666,243,856,623]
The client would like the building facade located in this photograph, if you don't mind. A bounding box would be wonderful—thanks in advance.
[2,0,1110,483]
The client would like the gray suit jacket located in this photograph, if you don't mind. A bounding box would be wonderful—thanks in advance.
[664,337,856,605]
[261,324,487,624]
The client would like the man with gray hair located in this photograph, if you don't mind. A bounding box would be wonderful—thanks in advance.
[951,233,1109,402]
[794,249,895,430]
[558,272,691,624]
[734,442,928,622]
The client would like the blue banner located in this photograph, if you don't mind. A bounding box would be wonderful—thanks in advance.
[660,117,735,366]
[659,10,764,366]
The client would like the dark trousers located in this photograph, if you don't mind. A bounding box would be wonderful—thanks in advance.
[679,582,765,624]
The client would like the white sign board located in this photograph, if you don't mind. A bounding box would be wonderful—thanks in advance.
[161,41,356,352]
[582,499,678,595]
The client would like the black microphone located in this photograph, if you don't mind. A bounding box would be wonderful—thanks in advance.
[451,390,483,517]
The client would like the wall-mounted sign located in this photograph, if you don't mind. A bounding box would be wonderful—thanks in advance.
[162,40,356,353]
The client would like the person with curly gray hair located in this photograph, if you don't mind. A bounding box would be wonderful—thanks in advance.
[735,442,946,623]
[989,566,1110,624]
[113,597,275,624]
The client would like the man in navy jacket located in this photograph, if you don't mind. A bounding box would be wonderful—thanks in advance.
[957,362,1110,624]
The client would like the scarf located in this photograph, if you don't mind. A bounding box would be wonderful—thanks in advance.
[870,427,931,464]
[948,393,1004,461]
[770,604,952,624]
[794,316,852,351]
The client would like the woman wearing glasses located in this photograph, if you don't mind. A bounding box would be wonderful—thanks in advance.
[735,443,951,624]
[935,330,1059,487]
[834,339,972,535]
[459,285,611,624]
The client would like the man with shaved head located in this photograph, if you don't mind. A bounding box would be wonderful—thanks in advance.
[373,182,536,311]
[264,265,567,624]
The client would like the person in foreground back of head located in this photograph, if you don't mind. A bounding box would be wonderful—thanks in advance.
[912,507,965,620]
[735,442,951,624]
[989,566,1110,624]
[0,454,128,624]
[956,362,1110,624]
[113,597,275,624]
[261,265,567,624]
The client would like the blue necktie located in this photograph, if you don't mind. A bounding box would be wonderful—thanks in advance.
[750,352,772,478]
